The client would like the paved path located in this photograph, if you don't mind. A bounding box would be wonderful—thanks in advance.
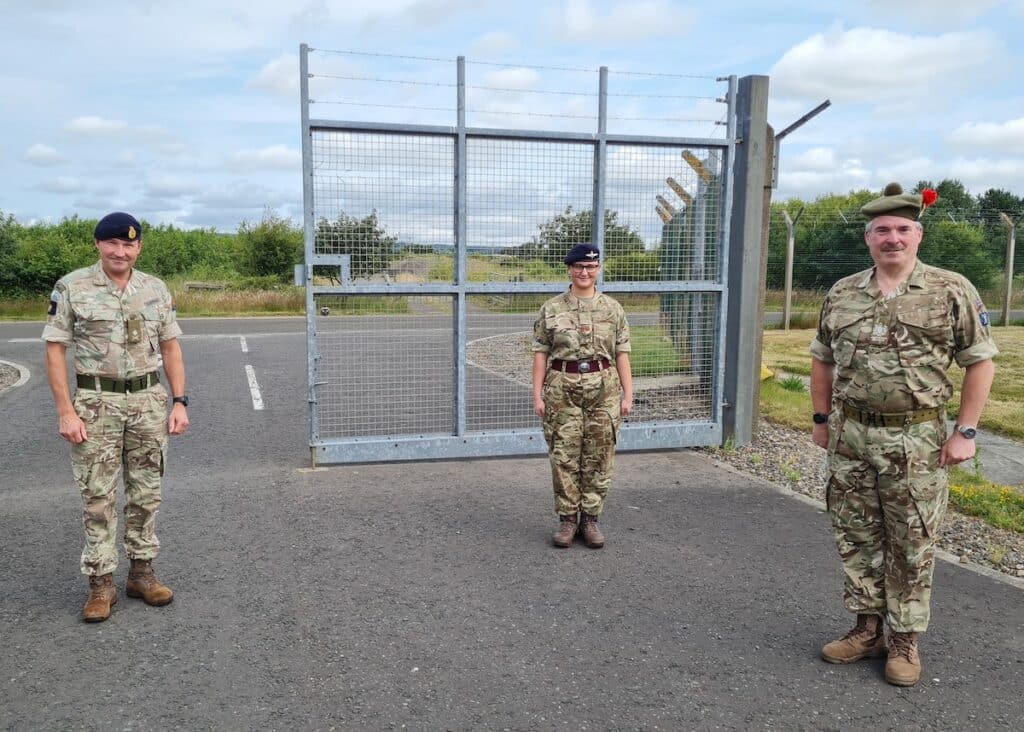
[1,319,1022,729]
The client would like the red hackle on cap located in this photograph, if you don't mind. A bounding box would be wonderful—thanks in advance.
[921,189,938,208]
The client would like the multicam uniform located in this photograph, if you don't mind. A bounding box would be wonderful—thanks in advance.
[810,261,998,632]
[42,261,182,576]
[533,290,630,516]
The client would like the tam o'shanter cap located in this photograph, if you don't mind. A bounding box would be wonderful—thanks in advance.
[564,243,601,265]
[94,212,142,241]
[860,182,938,221]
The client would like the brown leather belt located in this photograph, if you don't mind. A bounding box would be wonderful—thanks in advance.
[550,358,611,374]
[76,372,160,394]
[841,403,942,428]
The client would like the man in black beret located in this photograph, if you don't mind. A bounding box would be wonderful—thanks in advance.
[43,211,191,622]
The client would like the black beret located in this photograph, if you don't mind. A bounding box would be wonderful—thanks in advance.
[564,243,601,265]
[94,212,142,241]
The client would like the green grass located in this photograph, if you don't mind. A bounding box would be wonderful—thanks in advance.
[756,334,1024,534]
[0,297,43,320]
[778,375,807,393]
[629,326,690,377]
[761,327,1024,440]
[947,467,1024,534]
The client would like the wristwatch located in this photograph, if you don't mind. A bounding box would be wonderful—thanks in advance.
[172,395,189,408]
[954,424,976,439]
[812,412,829,424]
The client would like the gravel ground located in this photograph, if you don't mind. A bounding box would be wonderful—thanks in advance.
[698,420,1024,580]
[0,362,19,394]
[468,332,1024,582]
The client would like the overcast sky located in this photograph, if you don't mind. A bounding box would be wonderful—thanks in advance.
[2,0,1022,232]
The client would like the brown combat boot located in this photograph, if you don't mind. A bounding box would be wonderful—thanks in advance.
[552,513,578,548]
[126,559,174,606]
[82,573,117,622]
[885,631,921,686]
[821,614,886,664]
[579,512,605,549]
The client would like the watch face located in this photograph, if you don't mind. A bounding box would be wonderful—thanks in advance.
[959,427,977,439]
[812,412,829,424]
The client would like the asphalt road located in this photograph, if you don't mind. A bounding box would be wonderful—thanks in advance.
[1,318,1022,730]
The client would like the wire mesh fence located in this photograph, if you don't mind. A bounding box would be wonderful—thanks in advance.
[302,46,736,459]
[767,208,1024,326]
[313,294,453,439]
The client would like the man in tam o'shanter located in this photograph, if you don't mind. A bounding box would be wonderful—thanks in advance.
[808,183,997,686]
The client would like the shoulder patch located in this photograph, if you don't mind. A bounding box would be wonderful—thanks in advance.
[48,289,60,316]
[980,311,990,327]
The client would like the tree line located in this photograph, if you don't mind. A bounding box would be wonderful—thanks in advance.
[2,179,1020,298]
[766,180,1024,291]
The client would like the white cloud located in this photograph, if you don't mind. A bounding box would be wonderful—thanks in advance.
[23,143,67,166]
[770,27,1002,103]
[227,145,301,171]
[482,68,542,90]
[144,175,202,197]
[552,0,695,43]
[790,147,837,173]
[865,0,1002,23]
[469,31,519,57]
[37,177,83,194]
[247,54,298,98]
[947,118,1024,154]
[65,116,128,136]
[948,156,1024,193]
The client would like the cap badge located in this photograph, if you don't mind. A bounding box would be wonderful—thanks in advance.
[585,251,599,259]
[127,225,136,239]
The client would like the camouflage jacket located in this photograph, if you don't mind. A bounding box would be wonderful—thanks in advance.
[810,260,998,412]
[532,290,631,362]
[42,261,182,379]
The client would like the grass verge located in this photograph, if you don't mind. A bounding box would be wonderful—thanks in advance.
[948,467,1024,533]
[761,327,1024,441]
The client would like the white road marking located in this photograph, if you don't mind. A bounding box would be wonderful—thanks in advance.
[8,338,39,343]
[245,365,264,410]
[240,336,248,353]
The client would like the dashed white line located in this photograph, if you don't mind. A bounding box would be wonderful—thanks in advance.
[245,365,264,410]
[239,336,248,353]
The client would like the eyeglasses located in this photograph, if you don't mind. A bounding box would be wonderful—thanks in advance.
[570,264,600,273]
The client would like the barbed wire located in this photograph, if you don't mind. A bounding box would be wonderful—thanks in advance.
[310,99,454,113]
[312,48,450,63]
[311,73,455,88]
[312,48,723,80]
[311,73,718,101]
[312,98,724,125]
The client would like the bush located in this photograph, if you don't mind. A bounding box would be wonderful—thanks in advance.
[238,211,303,281]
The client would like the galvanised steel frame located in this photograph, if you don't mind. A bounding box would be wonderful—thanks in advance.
[300,45,740,465]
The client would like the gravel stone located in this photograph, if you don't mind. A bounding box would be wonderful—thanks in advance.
[699,420,1024,580]
[0,362,20,394]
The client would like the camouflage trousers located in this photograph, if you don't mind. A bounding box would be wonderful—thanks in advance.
[71,384,169,576]
[826,410,948,632]
[542,368,622,516]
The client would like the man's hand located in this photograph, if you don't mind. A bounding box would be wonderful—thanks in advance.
[621,397,633,417]
[168,403,190,435]
[533,395,545,419]
[812,422,829,449]
[59,413,88,444]
[939,432,975,467]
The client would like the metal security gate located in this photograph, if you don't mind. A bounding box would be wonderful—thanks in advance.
[299,46,753,465]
